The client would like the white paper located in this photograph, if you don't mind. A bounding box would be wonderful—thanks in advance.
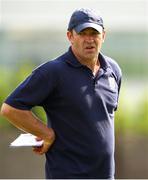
[10,133,44,147]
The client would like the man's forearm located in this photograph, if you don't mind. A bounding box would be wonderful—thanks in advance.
[0,103,55,144]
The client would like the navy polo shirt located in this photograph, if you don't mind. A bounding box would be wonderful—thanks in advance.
[5,47,122,179]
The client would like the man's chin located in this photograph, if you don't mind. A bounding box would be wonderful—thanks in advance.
[84,53,98,60]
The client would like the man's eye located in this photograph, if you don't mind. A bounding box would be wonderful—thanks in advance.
[92,31,100,35]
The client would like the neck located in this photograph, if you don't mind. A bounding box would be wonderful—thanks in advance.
[82,58,100,75]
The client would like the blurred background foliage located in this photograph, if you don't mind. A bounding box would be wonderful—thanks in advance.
[0,31,148,134]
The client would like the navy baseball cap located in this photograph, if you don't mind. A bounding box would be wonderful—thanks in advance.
[68,8,104,33]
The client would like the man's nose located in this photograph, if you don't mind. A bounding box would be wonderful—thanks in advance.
[85,34,94,42]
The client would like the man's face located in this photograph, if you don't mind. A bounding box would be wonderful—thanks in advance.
[67,27,105,61]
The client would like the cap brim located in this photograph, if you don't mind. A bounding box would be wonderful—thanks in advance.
[74,22,103,33]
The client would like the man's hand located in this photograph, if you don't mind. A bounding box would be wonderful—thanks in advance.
[33,134,55,155]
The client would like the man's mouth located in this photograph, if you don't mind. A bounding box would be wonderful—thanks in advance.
[85,46,95,50]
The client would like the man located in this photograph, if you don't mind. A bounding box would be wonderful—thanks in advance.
[1,8,122,179]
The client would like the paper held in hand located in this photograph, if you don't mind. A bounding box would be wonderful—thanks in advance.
[10,133,44,147]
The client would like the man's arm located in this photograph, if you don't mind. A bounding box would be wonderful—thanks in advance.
[0,103,55,155]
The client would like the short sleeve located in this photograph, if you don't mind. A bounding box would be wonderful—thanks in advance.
[5,68,56,110]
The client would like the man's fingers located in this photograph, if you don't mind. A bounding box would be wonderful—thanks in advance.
[33,140,52,155]
[32,133,55,155]
[35,136,43,141]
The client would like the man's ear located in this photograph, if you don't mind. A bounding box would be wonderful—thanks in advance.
[102,30,106,43]
[67,31,73,43]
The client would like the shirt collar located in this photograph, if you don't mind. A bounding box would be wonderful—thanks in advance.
[98,52,111,70]
[65,47,83,68]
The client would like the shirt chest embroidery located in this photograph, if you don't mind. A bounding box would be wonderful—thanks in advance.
[108,76,116,91]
